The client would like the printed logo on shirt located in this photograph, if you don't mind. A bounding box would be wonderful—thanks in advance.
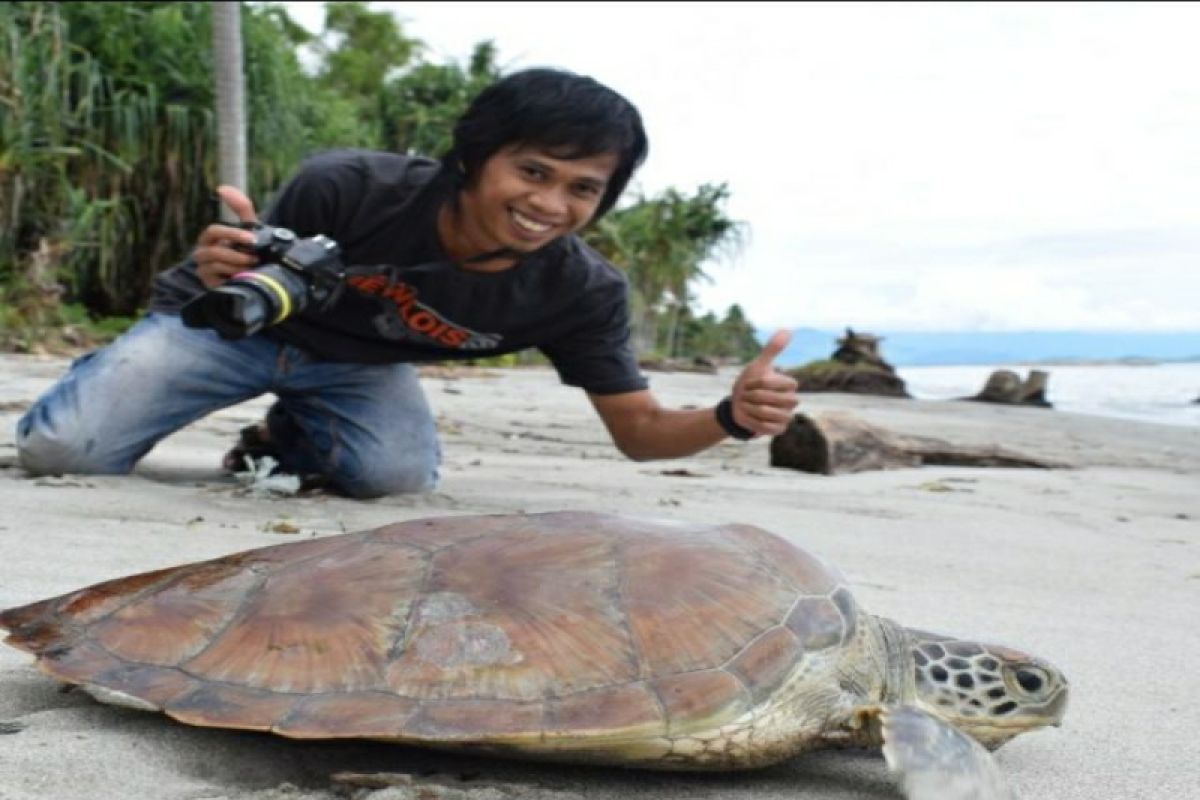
[347,274,502,350]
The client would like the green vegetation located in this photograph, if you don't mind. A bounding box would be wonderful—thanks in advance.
[583,183,759,361]
[1,1,761,361]
[785,358,911,398]
[789,359,849,376]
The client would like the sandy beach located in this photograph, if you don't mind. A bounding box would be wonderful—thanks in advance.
[1,352,1197,800]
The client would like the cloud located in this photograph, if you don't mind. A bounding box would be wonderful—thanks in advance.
[696,229,1200,331]
[286,2,1200,332]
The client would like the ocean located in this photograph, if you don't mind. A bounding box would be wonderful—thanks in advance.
[897,362,1200,428]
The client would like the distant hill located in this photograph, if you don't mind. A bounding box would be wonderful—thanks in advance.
[769,328,1200,368]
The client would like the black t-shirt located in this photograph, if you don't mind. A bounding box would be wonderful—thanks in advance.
[151,150,648,395]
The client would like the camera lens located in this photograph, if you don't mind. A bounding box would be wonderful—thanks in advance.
[186,284,271,339]
[180,264,309,339]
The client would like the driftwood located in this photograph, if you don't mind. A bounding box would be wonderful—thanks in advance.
[769,411,1069,475]
[965,369,1052,407]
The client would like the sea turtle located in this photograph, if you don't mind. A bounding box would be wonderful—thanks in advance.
[0,512,1067,798]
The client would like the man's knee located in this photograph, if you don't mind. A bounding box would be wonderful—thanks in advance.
[330,452,439,499]
[15,412,127,476]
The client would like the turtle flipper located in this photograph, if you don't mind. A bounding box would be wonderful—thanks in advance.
[881,707,1015,800]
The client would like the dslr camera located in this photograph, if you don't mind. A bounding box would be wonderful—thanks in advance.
[181,223,346,340]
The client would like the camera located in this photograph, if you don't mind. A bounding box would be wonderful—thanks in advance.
[181,223,346,340]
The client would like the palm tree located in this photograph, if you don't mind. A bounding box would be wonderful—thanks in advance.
[211,1,247,221]
[585,184,744,356]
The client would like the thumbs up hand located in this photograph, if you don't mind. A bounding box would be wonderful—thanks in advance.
[193,185,262,288]
[728,329,799,437]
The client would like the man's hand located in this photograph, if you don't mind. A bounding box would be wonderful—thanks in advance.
[193,185,260,288]
[729,329,799,437]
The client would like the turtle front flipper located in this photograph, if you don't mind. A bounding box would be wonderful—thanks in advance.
[880,706,1015,800]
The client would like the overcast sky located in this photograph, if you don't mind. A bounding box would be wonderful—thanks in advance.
[283,2,1200,333]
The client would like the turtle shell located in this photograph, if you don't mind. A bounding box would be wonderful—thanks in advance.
[0,512,858,752]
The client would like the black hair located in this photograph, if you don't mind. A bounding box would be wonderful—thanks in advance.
[442,68,649,220]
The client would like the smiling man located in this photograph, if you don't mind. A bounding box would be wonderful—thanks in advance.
[16,68,799,498]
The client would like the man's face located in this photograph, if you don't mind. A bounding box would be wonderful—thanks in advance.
[456,145,619,254]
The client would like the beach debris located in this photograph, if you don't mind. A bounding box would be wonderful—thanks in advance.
[0,720,27,734]
[32,477,95,488]
[770,411,1070,475]
[233,455,301,497]
[963,369,1053,408]
[263,518,301,535]
[332,772,417,791]
[786,328,911,398]
[656,468,710,478]
[911,479,976,493]
[0,510,1067,796]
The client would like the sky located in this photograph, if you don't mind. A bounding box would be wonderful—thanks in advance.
[282,2,1200,334]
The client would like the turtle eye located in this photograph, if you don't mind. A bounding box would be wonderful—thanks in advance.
[1011,666,1049,696]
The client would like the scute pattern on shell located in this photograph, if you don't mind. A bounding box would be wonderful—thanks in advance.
[0,512,857,749]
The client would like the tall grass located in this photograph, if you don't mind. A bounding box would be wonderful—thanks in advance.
[0,2,363,321]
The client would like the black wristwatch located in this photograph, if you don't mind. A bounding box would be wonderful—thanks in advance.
[715,397,756,441]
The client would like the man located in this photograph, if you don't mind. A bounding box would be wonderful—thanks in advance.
[16,68,798,498]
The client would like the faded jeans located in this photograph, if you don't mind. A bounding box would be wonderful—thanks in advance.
[15,313,440,498]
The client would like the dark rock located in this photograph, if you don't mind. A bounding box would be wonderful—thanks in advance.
[786,328,911,398]
[787,362,911,397]
[964,369,1053,408]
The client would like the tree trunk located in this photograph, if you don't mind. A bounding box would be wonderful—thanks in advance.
[212,1,247,220]
[769,411,1068,475]
[664,303,680,358]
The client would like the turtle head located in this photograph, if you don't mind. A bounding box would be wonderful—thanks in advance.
[905,628,1069,749]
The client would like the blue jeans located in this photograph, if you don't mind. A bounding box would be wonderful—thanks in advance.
[15,313,440,498]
